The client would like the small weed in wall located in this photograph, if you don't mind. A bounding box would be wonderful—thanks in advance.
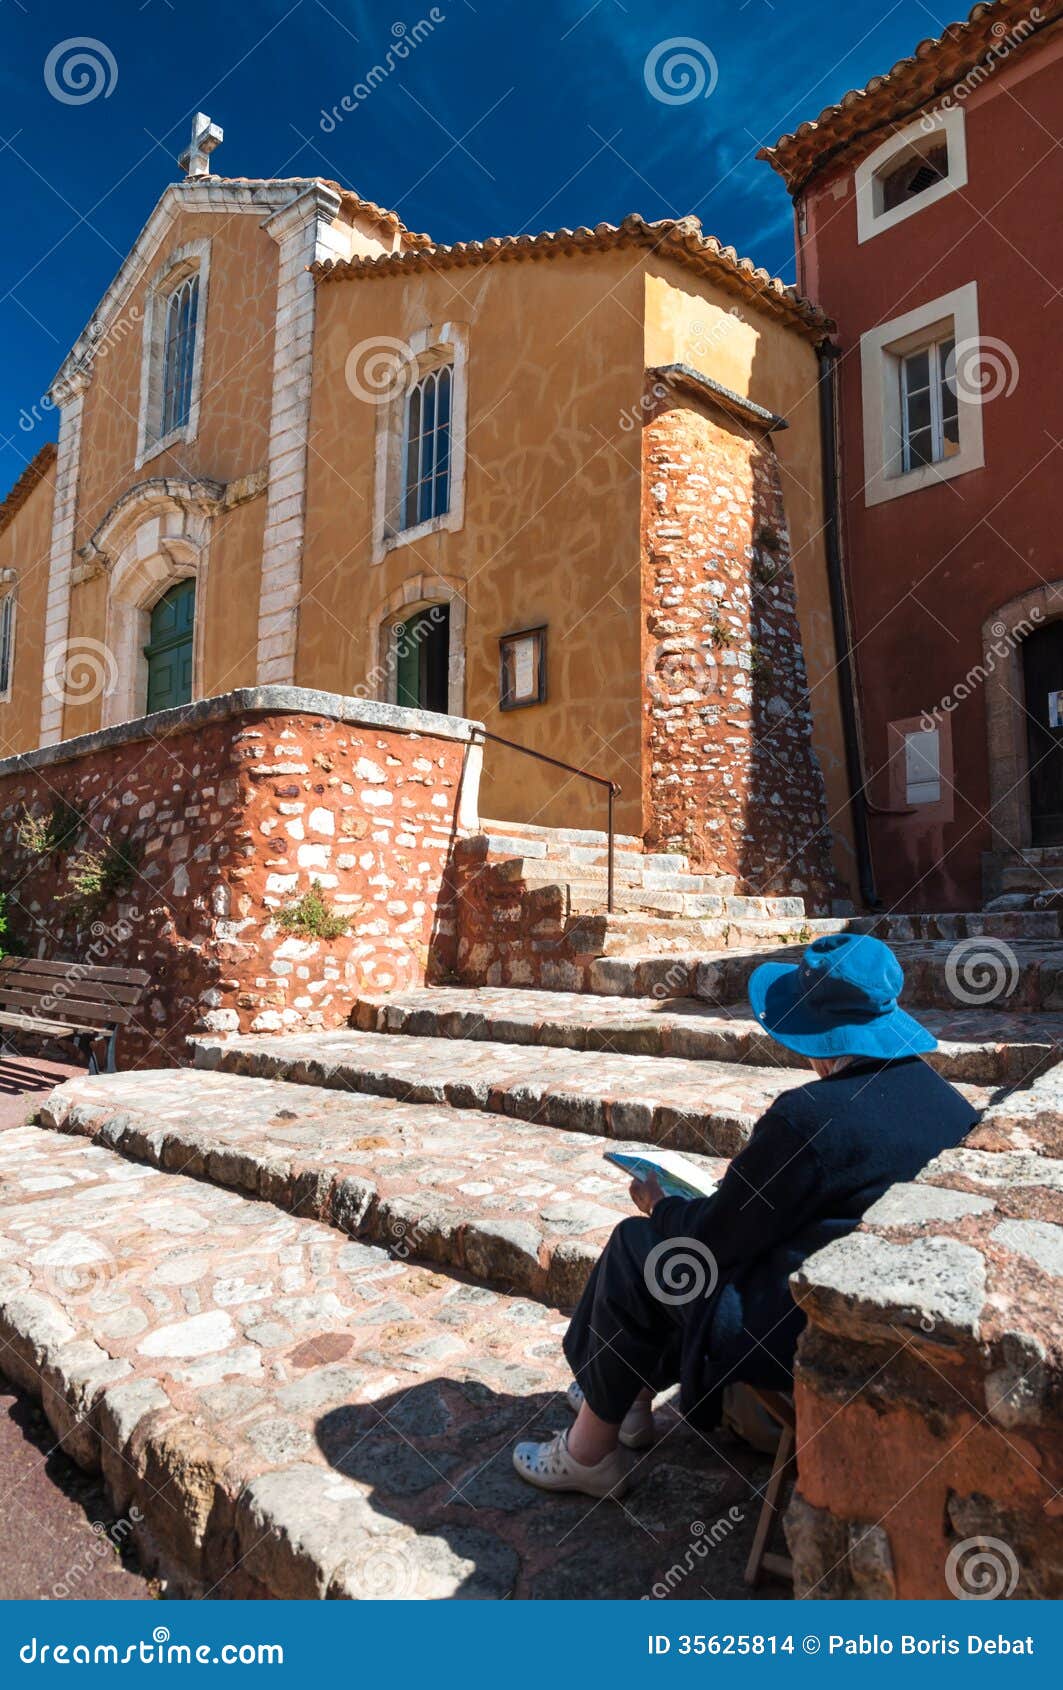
[276,880,350,941]
[61,836,142,916]
[16,800,83,856]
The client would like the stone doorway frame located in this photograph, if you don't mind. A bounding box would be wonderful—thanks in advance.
[983,580,1063,854]
[368,571,467,718]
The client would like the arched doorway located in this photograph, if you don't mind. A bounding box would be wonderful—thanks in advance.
[144,580,196,714]
[391,603,450,714]
[1022,618,1063,845]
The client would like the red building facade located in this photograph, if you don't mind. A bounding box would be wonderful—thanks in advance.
[762,0,1063,910]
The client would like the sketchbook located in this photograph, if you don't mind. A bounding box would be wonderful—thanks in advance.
[602,1148,719,1202]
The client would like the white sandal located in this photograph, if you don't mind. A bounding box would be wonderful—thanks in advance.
[512,1430,633,1497]
[565,1380,656,1450]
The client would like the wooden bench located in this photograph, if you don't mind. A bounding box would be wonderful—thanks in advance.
[0,957,150,1074]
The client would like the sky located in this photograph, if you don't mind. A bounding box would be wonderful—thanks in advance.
[0,0,964,495]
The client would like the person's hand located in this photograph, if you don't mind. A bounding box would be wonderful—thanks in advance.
[630,1173,664,1215]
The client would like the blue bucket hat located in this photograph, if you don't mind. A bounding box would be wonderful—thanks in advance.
[748,932,937,1060]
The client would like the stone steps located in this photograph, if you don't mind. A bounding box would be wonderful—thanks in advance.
[190,1028,995,1159]
[40,1069,727,1306]
[351,986,1061,1087]
[583,939,1063,1013]
[0,1116,768,1600]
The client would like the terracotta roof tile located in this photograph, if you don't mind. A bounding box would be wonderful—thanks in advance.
[0,443,56,542]
[312,212,832,338]
[760,0,1063,193]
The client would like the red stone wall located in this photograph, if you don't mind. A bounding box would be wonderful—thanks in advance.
[0,698,471,1066]
[641,397,836,913]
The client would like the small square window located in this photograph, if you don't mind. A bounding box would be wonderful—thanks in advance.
[499,626,546,710]
[879,141,948,214]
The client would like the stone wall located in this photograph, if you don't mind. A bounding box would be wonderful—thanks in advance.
[787,1064,1063,1599]
[0,689,481,1066]
[641,392,837,913]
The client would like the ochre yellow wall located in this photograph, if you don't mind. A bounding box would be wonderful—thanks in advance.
[301,252,648,835]
[643,268,856,899]
[0,464,55,757]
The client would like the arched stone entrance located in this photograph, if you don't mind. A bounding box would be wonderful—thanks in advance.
[367,571,467,717]
[983,580,1063,853]
[78,478,218,726]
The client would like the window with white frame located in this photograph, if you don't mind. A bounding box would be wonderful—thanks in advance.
[860,282,985,506]
[373,323,468,563]
[403,362,452,529]
[855,108,967,244]
[0,591,15,699]
[136,240,210,467]
[900,334,959,473]
[904,727,942,805]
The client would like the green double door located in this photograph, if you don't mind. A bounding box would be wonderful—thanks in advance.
[144,580,195,714]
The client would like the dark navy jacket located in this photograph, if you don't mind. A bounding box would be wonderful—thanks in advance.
[649,1055,978,1425]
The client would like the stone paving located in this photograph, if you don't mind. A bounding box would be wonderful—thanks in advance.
[41,1069,728,1306]
[0,1118,774,1601]
[352,987,1061,1086]
[190,1029,818,1158]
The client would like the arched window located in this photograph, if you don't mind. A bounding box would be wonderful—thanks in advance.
[403,364,452,528]
[161,274,199,437]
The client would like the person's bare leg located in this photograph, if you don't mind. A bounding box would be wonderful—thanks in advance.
[567,1400,622,1464]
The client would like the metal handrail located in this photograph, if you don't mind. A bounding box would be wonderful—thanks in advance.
[473,730,622,912]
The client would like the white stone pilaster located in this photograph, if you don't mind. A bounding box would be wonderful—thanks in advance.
[38,367,90,745]
[257,186,347,684]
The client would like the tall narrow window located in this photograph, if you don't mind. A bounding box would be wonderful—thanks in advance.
[905,727,942,805]
[900,336,958,473]
[403,364,452,529]
[0,593,14,697]
[161,273,199,438]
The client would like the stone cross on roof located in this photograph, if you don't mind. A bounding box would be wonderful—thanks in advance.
[178,112,224,179]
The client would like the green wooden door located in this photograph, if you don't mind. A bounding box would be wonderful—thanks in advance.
[391,606,450,713]
[144,580,195,714]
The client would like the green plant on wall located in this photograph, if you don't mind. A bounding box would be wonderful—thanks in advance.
[61,835,142,917]
[16,800,83,856]
[276,880,350,941]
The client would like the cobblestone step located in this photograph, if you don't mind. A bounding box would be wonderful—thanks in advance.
[351,987,1061,1087]
[584,940,1063,1014]
[190,1029,994,1158]
[0,1119,770,1600]
[39,1070,726,1307]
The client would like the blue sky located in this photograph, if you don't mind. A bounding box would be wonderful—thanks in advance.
[1,0,959,494]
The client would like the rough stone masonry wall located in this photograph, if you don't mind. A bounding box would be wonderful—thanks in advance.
[787,1065,1063,1599]
[0,689,477,1066]
[642,397,836,913]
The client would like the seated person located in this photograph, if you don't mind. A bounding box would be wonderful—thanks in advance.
[513,933,978,1497]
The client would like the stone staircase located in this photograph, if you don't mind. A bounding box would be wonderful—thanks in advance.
[3,925,1060,1599]
[989,846,1063,905]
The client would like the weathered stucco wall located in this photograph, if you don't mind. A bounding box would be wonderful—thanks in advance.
[0,447,56,758]
[640,393,836,908]
[788,1068,1063,1598]
[0,690,479,1065]
[302,249,647,839]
